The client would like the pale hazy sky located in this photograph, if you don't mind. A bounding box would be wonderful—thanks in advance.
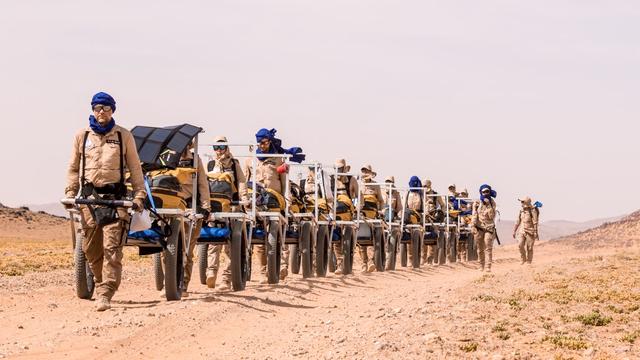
[1,1,638,221]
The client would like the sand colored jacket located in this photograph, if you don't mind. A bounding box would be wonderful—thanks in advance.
[515,207,539,236]
[244,157,286,195]
[472,198,497,231]
[65,125,145,200]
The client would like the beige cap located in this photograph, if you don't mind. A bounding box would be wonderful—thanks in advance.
[448,184,456,190]
[460,188,469,196]
[385,176,395,183]
[518,196,532,205]
[334,158,350,172]
[360,164,377,177]
[213,135,228,143]
[423,179,432,188]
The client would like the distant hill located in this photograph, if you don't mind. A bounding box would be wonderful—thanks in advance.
[25,202,68,218]
[550,210,640,249]
[495,215,623,245]
[0,203,68,241]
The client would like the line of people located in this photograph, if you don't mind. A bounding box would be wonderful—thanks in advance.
[65,92,540,311]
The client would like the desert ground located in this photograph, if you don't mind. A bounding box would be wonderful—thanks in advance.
[0,205,639,359]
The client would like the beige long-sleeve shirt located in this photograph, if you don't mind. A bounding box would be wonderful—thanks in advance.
[244,157,286,195]
[180,153,211,210]
[65,125,145,200]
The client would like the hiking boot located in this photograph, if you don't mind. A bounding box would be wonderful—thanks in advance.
[334,267,343,276]
[361,263,368,273]
[279,267,288,280]
[217,281,231,292]
[367,263,376,273]
[96,297,110,312]
[182,290,190,297]
[206,274,217,289]
[520,260,526,265]
[485,267,492,273]
[259,278,269,285]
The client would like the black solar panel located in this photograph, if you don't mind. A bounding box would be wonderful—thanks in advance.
[130,124,203,171]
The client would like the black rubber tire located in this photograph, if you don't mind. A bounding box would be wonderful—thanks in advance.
[197,243,208,285]
[290,244,300,274]
[387,230,398,270]
[74,234,95,300]
[315,225,329,277]
[328,250,336,273]
[437,231,446,265]
[266,220,281,284]
[467,233,477,261]
[342,227,354,275]
[163,218,183,301]
[373,226,385,272]
[400,243,408,267]
[230,220,248,291]
[448,232,457,263]
[153,253,164,291]
[411,229,421,269]
[300,222,313,278]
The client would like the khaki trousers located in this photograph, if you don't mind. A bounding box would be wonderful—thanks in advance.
[80,206,128,300]
[474,229,495,269]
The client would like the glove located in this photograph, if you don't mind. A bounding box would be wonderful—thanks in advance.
[133,198,145,212]
[199,208,210,220]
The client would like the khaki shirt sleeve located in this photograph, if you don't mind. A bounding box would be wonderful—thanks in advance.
[471,201,479,227]
[64,131,83,197]
[375,186,384,210]
[196,156,210,210]
[234,159,248,202]
[514,210,522,231]
[349,177,359,201]
[533,208,539,228]
[437,195,446,210]
[394,192,403,213]
[243,158,252,183]
[123,131,146,200]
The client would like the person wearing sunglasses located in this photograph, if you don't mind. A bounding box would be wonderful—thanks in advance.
[205,136,248,291]
[471,184,498,272]
[244,129,290,283]
[64,92,146,311]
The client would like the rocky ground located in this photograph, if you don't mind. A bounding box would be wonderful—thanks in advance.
[0,205,639,359]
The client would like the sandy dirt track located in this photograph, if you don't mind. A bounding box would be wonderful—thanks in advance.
[1,242,639,359]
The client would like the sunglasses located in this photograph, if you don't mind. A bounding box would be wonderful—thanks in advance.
[92,105,112,113]
[481,190,491,194]
[213,145,227,151]
[258,139,270,146]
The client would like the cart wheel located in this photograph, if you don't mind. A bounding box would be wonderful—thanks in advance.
[328,250,337,273]
[448,232,457,263]
[163,218,183,301]
[266,220,281,284]
[290,244,300,274]
[230,219,248,291]
[246,241,253,282]
[411,229,421,269]
[153,253,164,291]
[299,222,313,278]
[315,225,329,277]
[386,229,398,270]
[373,226,385,272]
[74,234,95,299]
[342,227,354,275]
[400,243,408,267]
[437,231,446,265]
[197,243,208,285]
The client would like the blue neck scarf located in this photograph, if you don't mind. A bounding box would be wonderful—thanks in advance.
[255,128,305,163]
[89,115,115,135]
